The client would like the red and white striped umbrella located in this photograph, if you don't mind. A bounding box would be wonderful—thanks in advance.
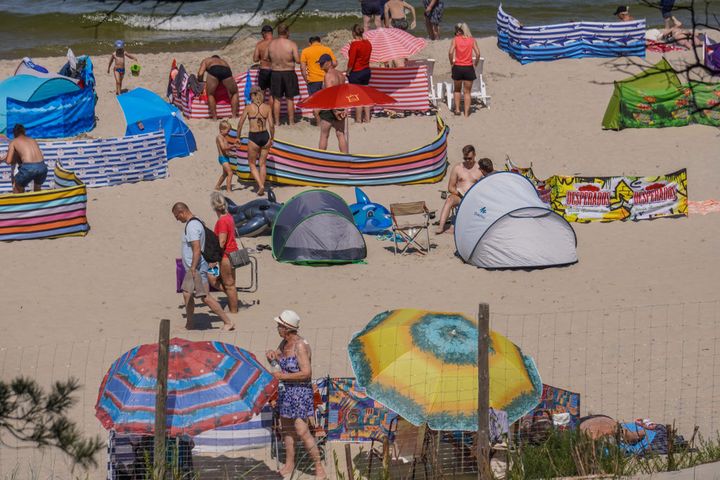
[340,28,427,63]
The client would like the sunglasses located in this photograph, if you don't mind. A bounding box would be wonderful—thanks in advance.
[463,156,474,160]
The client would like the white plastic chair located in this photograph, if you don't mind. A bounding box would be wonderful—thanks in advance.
[407,58,438,106]
[470,57,491,108]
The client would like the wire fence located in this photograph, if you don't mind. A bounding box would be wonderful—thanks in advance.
[1,300,719,479]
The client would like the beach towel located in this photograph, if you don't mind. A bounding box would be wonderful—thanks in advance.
[522,384,581,430]
[620,422,687,456]
[192,406,273,453]
[688,199,720,215]
[326,377,399,442]
[646,40,685,53]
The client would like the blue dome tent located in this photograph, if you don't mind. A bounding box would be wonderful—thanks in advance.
[0,74,95,138]
[117,88,196,159]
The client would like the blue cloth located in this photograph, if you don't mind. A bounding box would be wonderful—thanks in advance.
[218,155,230,165]
[14,162,48,188]
[1,75,93,137]
[278,356,314,419]
[661,0,675,18]
[620,423,656,455]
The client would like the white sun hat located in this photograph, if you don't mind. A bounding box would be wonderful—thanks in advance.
[274,310,300,330]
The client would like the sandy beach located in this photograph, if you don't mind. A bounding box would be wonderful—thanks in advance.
[1,32,719,478]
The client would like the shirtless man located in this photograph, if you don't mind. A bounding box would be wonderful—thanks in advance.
[198,55,239,119]
[1,124,47,194]
[317,55,349,153]
[436,145,485,234]
[384,0,417,31]
[264,24,300,125]
[254,25,274,112]
[613,5,635,21]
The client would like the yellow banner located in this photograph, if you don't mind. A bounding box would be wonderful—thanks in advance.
[506,160,688,222]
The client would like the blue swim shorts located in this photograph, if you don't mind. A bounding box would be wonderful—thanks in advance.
[218,155,230,165]
[15,162,48,188]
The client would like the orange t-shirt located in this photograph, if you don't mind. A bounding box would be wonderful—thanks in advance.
[453,36,475,67]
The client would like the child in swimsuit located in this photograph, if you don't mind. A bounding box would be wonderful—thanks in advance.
[214,120,235,192]
[107,40,137,95]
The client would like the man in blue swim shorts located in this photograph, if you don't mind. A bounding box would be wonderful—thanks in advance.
[2,124,48,193]
[361,0,386,30]
[660,0,681,29]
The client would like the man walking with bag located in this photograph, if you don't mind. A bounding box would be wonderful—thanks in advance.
[171,202,235,331]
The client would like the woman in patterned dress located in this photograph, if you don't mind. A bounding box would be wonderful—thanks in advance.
[266,310,327,479]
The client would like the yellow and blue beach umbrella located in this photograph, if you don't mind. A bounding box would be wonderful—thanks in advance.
[348,309,542,431]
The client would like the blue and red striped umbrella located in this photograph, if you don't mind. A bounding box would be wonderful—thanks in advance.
[96,338,277,436]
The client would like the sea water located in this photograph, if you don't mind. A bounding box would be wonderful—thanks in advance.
[0,0,709,59]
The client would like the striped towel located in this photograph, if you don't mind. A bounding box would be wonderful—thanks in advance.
[192,406,273,453]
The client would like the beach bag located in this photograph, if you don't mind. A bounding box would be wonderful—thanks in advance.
[229,248,251,268]
[186,218,223,263]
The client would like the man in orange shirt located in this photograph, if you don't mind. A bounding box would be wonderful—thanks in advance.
[300,36,337,124]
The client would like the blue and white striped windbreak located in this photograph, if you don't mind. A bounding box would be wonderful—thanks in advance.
[496,4,646,64]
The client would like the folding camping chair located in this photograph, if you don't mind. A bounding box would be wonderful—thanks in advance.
[232,242,259,294]
[390,202,431,255]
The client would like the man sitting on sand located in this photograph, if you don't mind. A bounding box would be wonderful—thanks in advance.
[1,124,47,194]
[254,25,274,110]
[317,55,349,153]
[435,145,486,234]
[198,55,239,119]
[264,24,300,125]
[384,0,417,31]
[171,202,235,331]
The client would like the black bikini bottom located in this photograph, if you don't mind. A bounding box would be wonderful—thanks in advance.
[249,131,270,148]
[207,65,233,82]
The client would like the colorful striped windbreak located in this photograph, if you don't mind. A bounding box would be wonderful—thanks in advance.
[229,116,449,186]
[0,163,89,241]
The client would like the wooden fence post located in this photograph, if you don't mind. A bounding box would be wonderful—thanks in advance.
[477,303,491,480]
[154,319,170,477]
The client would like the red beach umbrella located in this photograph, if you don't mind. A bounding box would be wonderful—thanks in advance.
[298,83,397,109]
[340,28,427,63]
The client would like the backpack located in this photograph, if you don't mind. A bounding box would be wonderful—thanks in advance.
[186,217,223,263]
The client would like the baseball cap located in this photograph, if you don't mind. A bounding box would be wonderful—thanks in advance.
[261,25,273,33]
[115,40,125,49]
[613,5,629,15]
[317,53,333,65]
[274,310,300,330]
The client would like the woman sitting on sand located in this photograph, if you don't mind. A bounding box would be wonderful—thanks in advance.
[266,311,327,479]
[207,192,239,315]
[237,86,274,196]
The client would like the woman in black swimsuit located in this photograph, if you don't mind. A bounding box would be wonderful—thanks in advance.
[237,86,274,196]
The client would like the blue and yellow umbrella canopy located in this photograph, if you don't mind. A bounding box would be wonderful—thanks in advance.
[348,309,542,431]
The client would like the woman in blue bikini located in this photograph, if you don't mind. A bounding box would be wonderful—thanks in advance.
[237,86,274,196]
[266,310,327,479]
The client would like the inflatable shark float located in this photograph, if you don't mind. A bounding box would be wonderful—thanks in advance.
[349,187,392,235]
[226,190,282,237]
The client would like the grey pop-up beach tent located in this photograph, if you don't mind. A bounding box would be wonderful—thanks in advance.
[454,172,577,269]
[272,190,366,265]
